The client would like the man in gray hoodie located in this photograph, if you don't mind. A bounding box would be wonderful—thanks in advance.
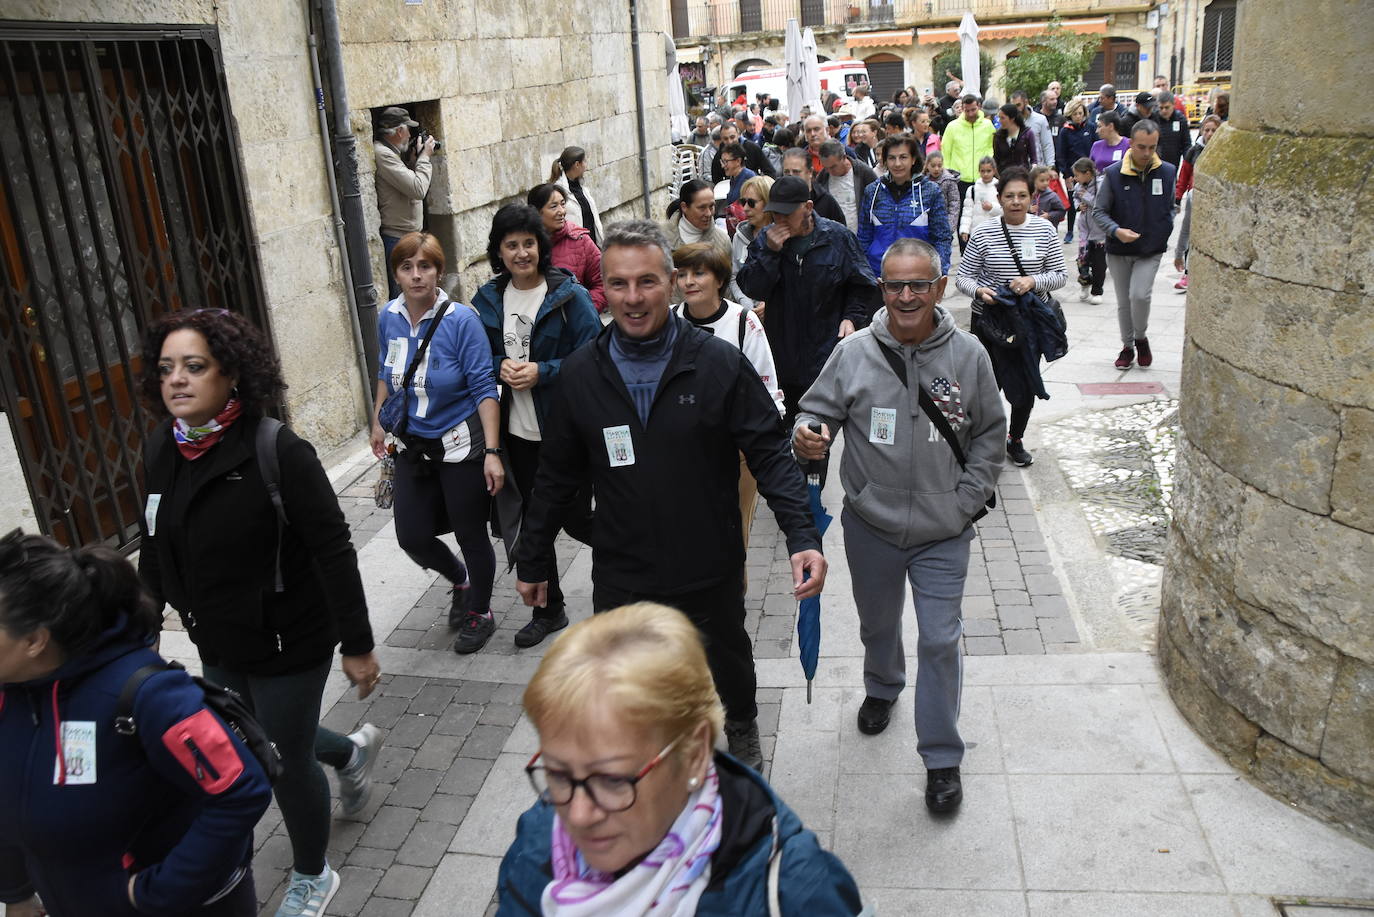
[794,238,1005,814]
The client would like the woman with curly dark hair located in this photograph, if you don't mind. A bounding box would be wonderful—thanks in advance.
[473,204,600,648]
[993,103,1035,173]
[137,308,381,917]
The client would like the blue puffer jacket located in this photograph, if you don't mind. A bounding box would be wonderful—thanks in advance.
[495,752,868,916]
[472,267,601,434]
[1056,119,1097,174]
[0,615,271,917]
[857,175,953,277]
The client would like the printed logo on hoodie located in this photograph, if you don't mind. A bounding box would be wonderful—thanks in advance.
[930,377,965,430]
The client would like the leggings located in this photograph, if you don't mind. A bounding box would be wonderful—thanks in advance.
[506,434,565,621]
[1008,394,1034,441]
[201,658,353,876]
[1065,201,1076,237]
[392,453,496,613]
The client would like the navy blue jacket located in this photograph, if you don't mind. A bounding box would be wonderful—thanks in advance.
[0,616,271,916]
[472,268,601,435]
[1094,157,1178,256]
[1056,119,1097,174]
[496,752,865,916]
[737,215,881,391]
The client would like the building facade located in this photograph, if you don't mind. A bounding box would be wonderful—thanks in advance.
[673,0,1237,106]
[0,0,674,548]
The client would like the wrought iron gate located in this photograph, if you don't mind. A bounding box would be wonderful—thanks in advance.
[0,22,269,550]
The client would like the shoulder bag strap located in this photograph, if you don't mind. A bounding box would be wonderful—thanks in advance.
[399,301,450,391]
[738,308,748,349]
[999,218,1030,277]
[255,417,288,593]
[115,660,185,735]
[874,338,968,468]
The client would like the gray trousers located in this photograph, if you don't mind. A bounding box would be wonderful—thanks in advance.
[1107,252,1163,345]
[842,508,974,769]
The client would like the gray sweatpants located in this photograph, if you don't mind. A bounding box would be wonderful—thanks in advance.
[842,508,974,769]
[1107,252,1164,345]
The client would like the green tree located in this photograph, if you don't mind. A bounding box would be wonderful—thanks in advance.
[930,45,995,97]
[999,16,1100,101]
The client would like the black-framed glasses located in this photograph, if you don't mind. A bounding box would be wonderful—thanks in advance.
[720,157,740,166]
[881,278,942,295]
[525,733,684,812]
[739,197,759,207]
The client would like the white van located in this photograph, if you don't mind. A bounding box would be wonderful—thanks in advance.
[727,59,871,117]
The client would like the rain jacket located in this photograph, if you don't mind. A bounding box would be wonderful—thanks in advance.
[0,614,271,916]
[797,307,1005,548]
[473,268,601,435]
[737,216,881,393]
[940,112,995,179]
[549,223,606,313]
[496,752,867,916]
[856,175,952,277]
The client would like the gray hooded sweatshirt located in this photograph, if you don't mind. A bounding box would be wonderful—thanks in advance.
[796,305,1006,548]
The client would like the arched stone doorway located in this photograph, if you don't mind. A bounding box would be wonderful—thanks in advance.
[733,57,771,76]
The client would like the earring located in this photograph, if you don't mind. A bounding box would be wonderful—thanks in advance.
[688,777,700,790]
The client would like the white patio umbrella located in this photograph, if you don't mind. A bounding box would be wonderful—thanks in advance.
[958,12,981,99]
[784,18,806,119]
[664,32,689,143]
[801,26,823,115]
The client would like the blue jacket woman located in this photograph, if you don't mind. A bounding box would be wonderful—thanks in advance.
[472,205,600,649]
[0,532,271,917]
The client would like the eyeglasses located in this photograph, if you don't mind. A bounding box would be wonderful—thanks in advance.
[526,733,685,813]
[881,278,942,295]
[739,197,759,207]
[720,158,740,165]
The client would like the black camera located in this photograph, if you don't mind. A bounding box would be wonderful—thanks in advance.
[415,128,441,152]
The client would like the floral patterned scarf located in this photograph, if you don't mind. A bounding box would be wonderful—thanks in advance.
[172,398,242,460]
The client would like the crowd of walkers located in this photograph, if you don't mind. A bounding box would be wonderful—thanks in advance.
[1,77,1223,916]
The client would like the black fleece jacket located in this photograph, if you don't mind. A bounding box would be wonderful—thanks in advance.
[514,316,819,595]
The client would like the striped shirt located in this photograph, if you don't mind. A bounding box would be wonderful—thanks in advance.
[955,215,1067,299]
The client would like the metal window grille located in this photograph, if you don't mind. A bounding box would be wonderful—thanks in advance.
[0,23,269,550]
[1200,1,1237,72]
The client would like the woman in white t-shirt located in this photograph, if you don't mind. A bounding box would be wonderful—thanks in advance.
[671,242,785,571]
[473,204,600,648]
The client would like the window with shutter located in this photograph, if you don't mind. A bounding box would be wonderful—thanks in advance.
[1200,1,1237,73]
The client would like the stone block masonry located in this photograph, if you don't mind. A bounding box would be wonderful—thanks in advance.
[1158,0,1374,846]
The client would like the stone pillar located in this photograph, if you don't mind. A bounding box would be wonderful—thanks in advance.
[1159,0,1374,843]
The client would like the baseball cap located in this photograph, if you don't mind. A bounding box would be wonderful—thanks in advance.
[379,106,419,129]
[763,176,810,214]
[1134,91,1155,106]
[836,103,856,118]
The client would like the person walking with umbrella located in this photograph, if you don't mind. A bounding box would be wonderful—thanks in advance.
[793,238,1005,815]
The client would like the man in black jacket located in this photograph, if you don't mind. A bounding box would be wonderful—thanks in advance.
[780,148,847,225]
[514,220,826,771]
[710,120,777,183]
[737,177,881,483]
[1152,89,1192,167]
[815,139,878,234]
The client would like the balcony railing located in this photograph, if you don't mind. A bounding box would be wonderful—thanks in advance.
[672,0,1147,40]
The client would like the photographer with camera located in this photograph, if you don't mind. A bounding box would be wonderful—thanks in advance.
[374,106,436,299]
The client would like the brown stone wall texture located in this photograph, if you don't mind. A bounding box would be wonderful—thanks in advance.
[1160,0,1374,845]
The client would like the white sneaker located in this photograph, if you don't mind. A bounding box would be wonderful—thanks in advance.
[1078,287,1092,303]
[1089,294,1103,305]
[276,865,339,917]
[337,723,383,817]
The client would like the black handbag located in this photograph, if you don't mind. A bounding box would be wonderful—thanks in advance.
[378,302,450,435]
[998,218,1069,360]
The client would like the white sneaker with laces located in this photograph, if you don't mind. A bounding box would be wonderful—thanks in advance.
[275,865,339,917]
[337,723,382,817]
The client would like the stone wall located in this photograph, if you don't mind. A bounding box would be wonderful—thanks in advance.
[4,0,674,449]
[1158,0,1374,844]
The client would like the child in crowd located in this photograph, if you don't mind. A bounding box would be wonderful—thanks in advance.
[1070,156,1106,304]
[1030,165,1066,227]
[924,151,962,242]
[959,156,1001,246]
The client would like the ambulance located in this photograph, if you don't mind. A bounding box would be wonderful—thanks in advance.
[726,59,871,116]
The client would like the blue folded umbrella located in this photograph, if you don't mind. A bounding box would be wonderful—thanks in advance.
[798,474,833,703]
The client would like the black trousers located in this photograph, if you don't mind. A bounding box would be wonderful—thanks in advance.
[593,570,757,723]
[956,180,975,251]
[506,434,565,620]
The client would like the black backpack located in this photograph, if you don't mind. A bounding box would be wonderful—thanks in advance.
[115,660,284,785]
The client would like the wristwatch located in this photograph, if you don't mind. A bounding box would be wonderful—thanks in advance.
[484,447,504,456]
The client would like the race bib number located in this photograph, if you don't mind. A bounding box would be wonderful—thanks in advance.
[54,721,97,785]
[1172,120,1180,131]
[1021,239,1037,261]
[144,493,161,537]
[385,337,405,368]
[869,408,897,445]
[1051,126,1059,136]
[1112,149,1123,161]
[603,425,635,467]
[1152,178,1164,196]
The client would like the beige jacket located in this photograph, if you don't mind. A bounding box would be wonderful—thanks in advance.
[374,140,432,236]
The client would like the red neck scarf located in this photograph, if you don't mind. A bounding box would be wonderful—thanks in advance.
[172,398,243,460]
